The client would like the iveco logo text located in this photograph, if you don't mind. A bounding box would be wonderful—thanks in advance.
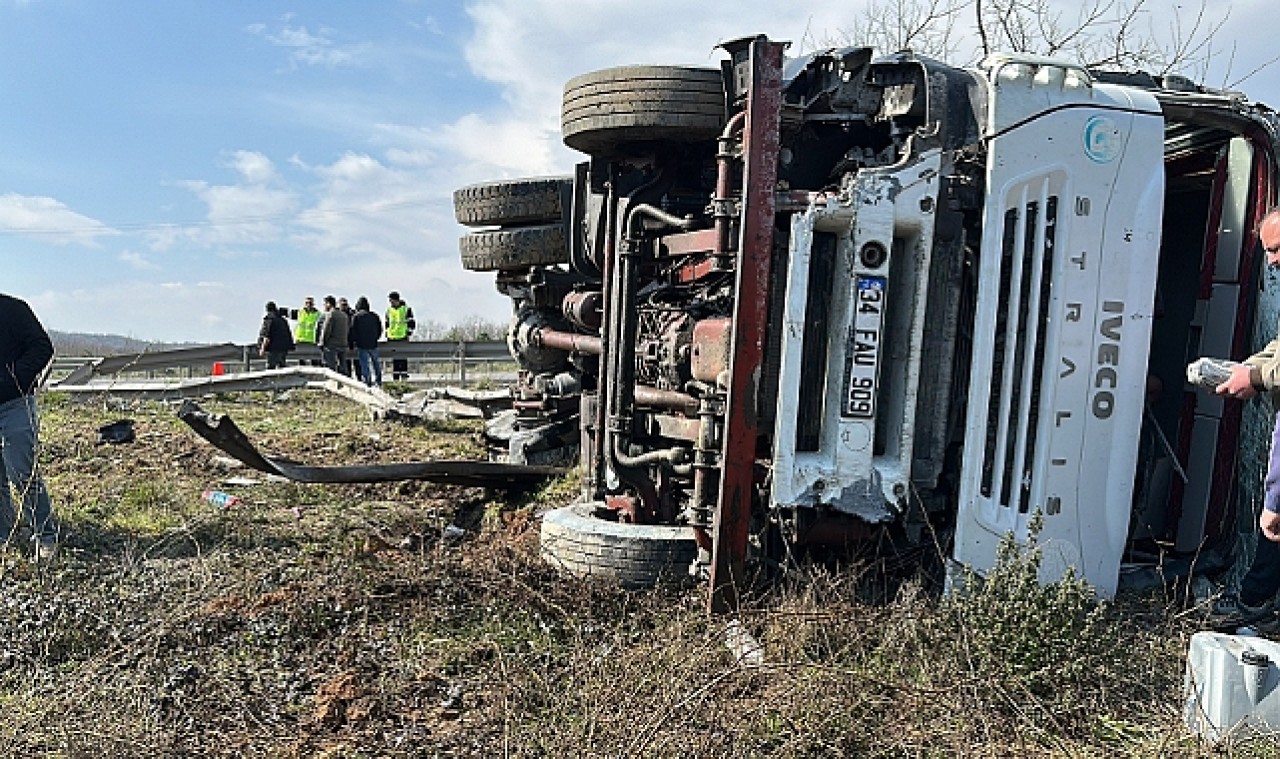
[1092,301,1124,419]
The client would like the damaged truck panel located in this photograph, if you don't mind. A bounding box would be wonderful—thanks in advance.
[955,58,1167,595]
[770,147,945,522]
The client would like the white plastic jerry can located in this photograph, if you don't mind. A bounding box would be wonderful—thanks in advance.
[1184,631,1280,741]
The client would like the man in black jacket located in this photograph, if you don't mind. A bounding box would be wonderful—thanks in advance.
[350,296,384,387]
[0,293,59,559]
[257,301,295,369]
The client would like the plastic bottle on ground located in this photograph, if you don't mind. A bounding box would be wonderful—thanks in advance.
[201,490,241,509]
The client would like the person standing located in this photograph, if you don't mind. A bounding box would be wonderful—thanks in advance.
[385,291,415,381]
[293,296,321,366]
[0,293,60,559]
[319,295,350,374]
[338,297,360,380]
[350,296,384,387]
[1212,208,1280,628]
[257,301,296,369]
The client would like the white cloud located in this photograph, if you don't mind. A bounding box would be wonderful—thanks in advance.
[291,151,448,259]
[0,193,118,246]
[118,250,159,270]
[418,16,443,36]
[248,18,363,69]
[225,150,280,184]
[433,114,562,178]
[150,153,298,250]
[372,116,564,189]
[383,147,437,168]
[167,179,296,245]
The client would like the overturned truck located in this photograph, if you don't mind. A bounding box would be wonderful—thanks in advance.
[455,35,1280,610]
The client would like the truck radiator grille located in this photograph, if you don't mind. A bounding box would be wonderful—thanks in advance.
[796,231,838,452]
[980,192,1058,511]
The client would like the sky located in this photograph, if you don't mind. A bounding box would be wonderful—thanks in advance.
[1,0,1276,344]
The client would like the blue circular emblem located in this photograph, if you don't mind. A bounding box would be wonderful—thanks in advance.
[1083,115,1121,163]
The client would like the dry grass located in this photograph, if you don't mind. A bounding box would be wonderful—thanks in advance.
[0,389,1270,756]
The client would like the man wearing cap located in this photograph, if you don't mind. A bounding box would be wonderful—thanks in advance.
[385,291,416,381]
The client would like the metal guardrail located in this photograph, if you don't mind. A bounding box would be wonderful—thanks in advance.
[49,340,512,387]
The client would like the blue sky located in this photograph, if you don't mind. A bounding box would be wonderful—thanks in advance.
[1,0,1276,343]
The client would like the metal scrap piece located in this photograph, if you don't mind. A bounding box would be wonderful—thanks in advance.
[177,400,564,489]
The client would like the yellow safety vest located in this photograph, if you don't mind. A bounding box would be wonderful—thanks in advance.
[296,309,320,343]
[386,304,410,340]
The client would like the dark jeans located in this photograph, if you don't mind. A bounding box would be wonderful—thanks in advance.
[1240,411,1280,607]
[0,396,58,544]
[358,348,382,386]
[321,347,348,375]
[389,339,408,379]
[266,351,288,369]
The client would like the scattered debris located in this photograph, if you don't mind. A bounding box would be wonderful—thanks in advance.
[209,455,245,470]
[201,490,241,509]
[177,400,565,489]
[723,619,765,667]
[96,419,136,445]
[221,476,261,487]
[387,386,513,422]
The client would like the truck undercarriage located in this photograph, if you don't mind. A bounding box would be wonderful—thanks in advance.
[456,35,1280,610]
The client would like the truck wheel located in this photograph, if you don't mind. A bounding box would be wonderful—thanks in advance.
[453,176,572,227]
[561,66,725,155]
[540,502,699,588]
[458,224,568,271]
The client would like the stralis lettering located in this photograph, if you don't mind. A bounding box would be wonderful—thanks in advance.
[1092,301,1124,419]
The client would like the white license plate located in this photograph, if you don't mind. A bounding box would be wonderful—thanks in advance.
[844,276,885,418]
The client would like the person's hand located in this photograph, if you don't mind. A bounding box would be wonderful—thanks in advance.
[258,346,266,358]
[1216,364,1258,400]
[1262,509,1280,542]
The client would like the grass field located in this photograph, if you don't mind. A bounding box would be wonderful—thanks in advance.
[0,388,1271,757]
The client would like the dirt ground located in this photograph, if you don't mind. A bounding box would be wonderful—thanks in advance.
[0,388,1258,757]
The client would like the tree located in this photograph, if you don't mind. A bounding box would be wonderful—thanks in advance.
[825,0,1272,89]
[415,315,508,342]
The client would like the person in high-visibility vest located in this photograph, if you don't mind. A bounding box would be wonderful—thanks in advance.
[385,291,416,380]
[294,296,320,344]
[290,296,321,366]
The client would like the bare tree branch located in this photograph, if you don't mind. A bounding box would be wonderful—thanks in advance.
[975,0,991,56]
[1228,52,1280,91]
[829,0,1272,89]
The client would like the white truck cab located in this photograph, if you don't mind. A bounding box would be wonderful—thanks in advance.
[954,55,1167,595]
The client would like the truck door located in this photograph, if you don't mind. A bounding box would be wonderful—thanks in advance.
[952,54,1166,597]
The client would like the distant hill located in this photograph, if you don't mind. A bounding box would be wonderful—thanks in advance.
[50,330,198,357]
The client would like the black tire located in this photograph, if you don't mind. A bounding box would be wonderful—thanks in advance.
[458,224,568,271]
[540,502,698,588]
[561,65,725,155]
[453,176,572,228]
